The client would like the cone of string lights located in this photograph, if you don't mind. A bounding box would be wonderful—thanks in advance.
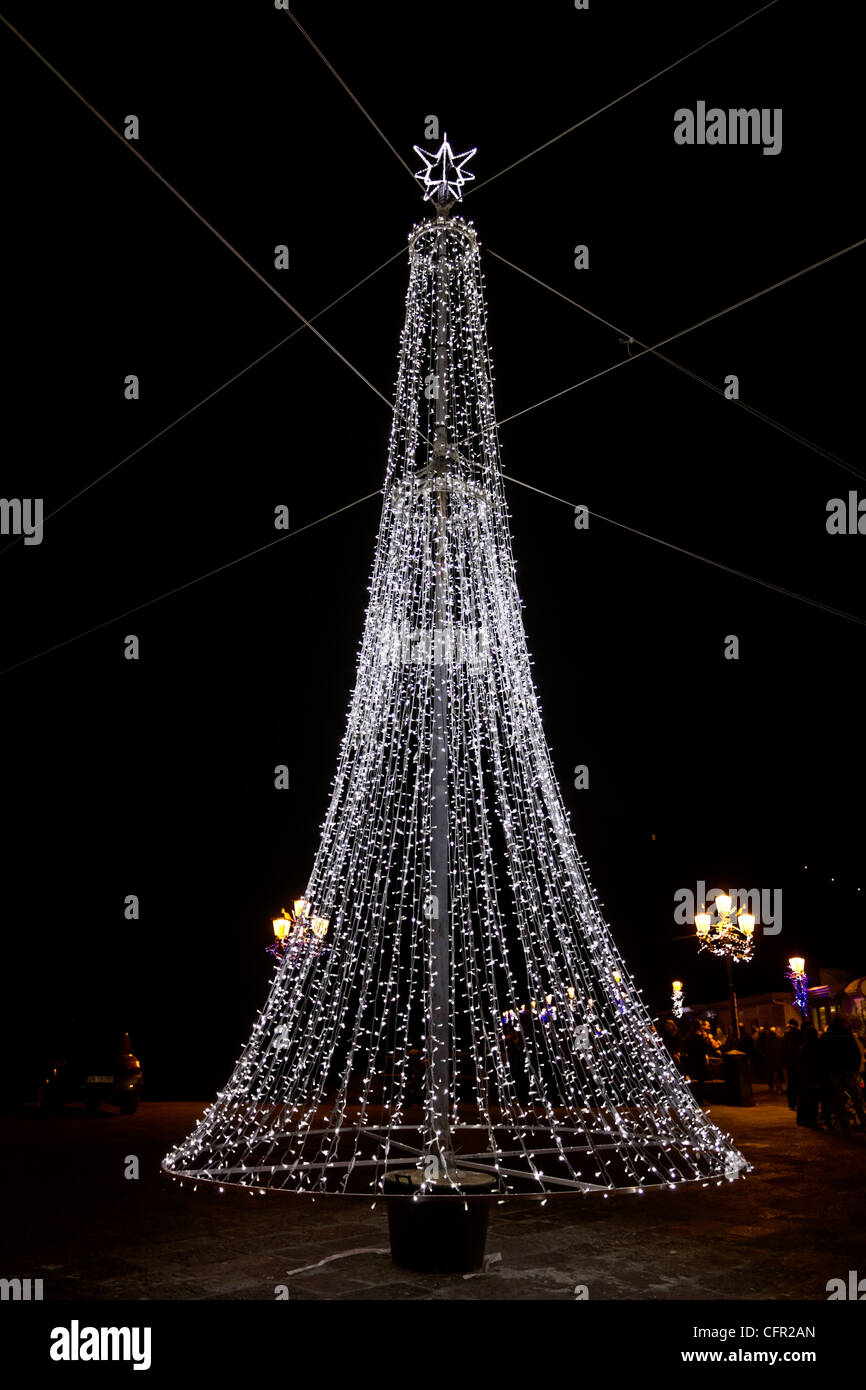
[163,138,749,1202]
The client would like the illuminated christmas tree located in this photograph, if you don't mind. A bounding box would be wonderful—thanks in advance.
[163,139,748,1199]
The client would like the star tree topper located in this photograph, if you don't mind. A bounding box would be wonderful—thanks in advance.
[413,134,476,204]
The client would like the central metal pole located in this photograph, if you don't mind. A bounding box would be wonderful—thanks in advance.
[427,212,454,1174]
[725,956,741,1042]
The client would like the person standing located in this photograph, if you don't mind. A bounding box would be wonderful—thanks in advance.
[750,1023,765,1084]
[739,1025,757,1071]
[758,1026,783,1093]
[781,1019,802,1111]
[683,1020,710,1102]
[796,1026,825,1128]
[819,1017,866,1134]
[660,1018,682,1064]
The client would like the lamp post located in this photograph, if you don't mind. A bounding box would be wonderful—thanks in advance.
[694,893,755,1042]
[787,955,809,1017]
[269,898,329,959]
[671,980,684,1019]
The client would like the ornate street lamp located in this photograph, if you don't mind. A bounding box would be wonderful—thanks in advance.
[268,898,329,960]
[786,956,809,1016]
[694,893,755,1041]
[671,980,684,1019]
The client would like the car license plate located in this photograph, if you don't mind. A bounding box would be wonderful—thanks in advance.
[86,1075,114,1084]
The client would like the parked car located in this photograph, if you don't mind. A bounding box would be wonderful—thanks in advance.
[37,1027,142,1114]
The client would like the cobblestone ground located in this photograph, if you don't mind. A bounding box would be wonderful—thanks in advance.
[1,1093,862,1300]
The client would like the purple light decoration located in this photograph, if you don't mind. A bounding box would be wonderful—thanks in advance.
[786,966,809,1014]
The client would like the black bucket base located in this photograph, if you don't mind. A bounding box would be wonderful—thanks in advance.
[384,1168,497,1273]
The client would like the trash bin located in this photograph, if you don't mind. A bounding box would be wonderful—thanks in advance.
[722,1049,755,1106]
[383,1167,499,1273]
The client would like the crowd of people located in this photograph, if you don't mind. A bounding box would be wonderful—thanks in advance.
[659,1012,866,1136]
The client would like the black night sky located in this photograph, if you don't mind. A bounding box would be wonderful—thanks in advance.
[2,1,863,1099]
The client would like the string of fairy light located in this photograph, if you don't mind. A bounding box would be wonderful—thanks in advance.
[163,177,748,1199]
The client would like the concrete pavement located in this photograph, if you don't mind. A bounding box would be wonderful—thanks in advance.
[1,1092,862,1300]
